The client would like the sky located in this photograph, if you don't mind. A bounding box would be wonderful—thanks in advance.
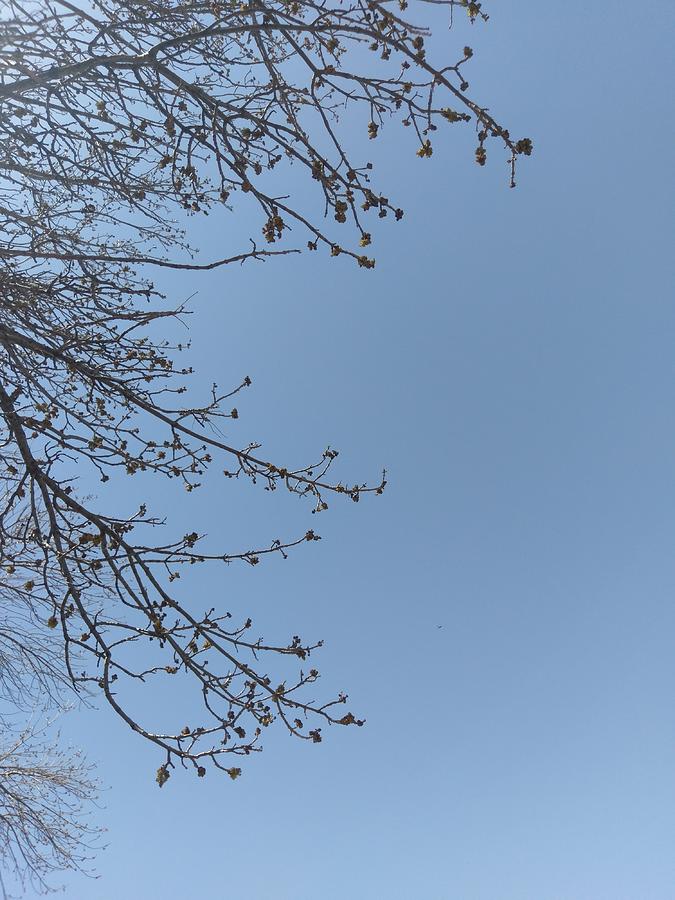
[17,1,675,898]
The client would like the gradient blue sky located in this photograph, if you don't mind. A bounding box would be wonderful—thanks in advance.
[21,2,675,898]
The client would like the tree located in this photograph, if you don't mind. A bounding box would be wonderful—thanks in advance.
[0,0,530,884]
[0,720,99,897]
[0,498,100,896]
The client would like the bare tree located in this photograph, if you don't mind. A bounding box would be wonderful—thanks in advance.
[0,721,99,898]
[0,0,531,820]
[0,494,100,896]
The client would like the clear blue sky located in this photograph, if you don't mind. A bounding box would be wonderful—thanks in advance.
[22,2,675,898]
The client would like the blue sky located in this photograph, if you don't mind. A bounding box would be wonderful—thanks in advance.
[20,2,675,898]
